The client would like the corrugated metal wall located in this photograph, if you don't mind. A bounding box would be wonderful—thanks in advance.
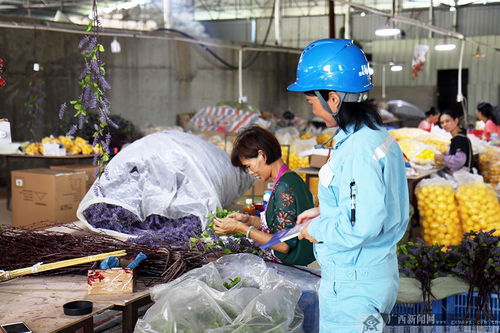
[372,36,500,115]
[203,4,500,46]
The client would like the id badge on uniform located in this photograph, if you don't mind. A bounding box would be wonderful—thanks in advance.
[319,163,335,188]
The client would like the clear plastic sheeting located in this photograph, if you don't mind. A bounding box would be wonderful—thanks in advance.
[134,254,305,333]
[77,130,254,237]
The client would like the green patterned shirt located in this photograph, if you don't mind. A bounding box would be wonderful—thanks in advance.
[265,171,315,266]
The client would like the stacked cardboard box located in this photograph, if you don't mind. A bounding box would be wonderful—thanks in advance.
[11,169,86,228]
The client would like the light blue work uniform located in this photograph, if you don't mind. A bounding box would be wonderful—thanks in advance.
[308,123,409,333]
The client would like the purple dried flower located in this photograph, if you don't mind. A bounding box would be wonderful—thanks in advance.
[105,133,111,147]
[108,116,119,129]
[59,103,67,120]
[78,114,86,129]
[82,37,97,55]
[67,124,78,136]
[78,35,90,49]
[98,75,111,90]
[79,62,90,80]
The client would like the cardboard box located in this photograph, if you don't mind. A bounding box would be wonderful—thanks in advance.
[50,164,96,192]
[309,154,328,168]
[11,169,86,228]
[87,268,134,294]
[243,179,273,197]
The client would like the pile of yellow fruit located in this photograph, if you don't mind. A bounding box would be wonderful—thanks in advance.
[418,138,449,154]
[478,146,500,185]
[316,133,334,147]
[416,181,463,247]
[288,152,309,170]
[24,136,100,155]
[300,132,314,140]
[309,177,319,206]
[397,139,437,165]
[455,183,500,235]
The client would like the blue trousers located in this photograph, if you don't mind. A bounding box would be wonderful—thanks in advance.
[318,257,399,333]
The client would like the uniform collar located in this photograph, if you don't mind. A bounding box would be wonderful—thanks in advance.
[333,124,356,149]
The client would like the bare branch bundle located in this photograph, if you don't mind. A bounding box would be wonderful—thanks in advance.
[0,225,218,284]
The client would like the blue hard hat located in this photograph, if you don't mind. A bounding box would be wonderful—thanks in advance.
[287,39,373,93]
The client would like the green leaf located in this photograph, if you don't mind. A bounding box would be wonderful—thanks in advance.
[86,21,92,32]
[70,100,78,105]
[98,44,105,52]
[102,154,110,162]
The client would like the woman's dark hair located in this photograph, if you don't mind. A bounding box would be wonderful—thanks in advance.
[476,102,500,126]
[230,125,281,170]
[477,102,493,118]
[425,107,439,117]
[438,108,464,128]
[305,90,382,131]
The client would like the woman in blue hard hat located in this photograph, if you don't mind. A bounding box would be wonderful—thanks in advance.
[289,39,409,332]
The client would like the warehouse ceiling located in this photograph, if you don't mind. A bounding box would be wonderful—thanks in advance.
[0,0,499,30]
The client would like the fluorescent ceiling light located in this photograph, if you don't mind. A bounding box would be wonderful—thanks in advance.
[375,27,401,37]
[435,43,456,51]
[390,65,403,72]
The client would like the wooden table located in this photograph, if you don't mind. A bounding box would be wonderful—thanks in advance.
[0,275,151,333]
[0,153,94,210]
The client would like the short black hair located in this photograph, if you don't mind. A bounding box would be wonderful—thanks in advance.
[304,90,382,131]
[477,102,494,119]
[230,125,281,170]
[439,108,464,130]
[425,107,440,117]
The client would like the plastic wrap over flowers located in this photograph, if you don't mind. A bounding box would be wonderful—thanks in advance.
[77,130,254,238]
[135,253,304,333]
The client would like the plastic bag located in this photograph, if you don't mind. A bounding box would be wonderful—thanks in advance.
[479,146,500,185]
[77,131,254,237]
[416,177,462,247]
[134,254,304,333]
[397,139,440,165]
[453,170,500,235]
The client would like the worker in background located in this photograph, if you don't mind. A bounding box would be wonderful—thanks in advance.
[418,107,440,132]
[214,125,315,266]
[288,39,409,332]
[476,102,500,140]
[435,108,473,172]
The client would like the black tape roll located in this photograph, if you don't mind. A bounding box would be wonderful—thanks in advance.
[63,300,93,316]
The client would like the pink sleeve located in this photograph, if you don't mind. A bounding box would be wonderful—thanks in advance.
[484,120,499,134]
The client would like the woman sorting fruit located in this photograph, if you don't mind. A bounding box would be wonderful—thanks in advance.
[434,108,473,172]
[214,125,316,266]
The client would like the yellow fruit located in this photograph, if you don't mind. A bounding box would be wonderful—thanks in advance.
[416,182,463,246]
[455,182,500,233]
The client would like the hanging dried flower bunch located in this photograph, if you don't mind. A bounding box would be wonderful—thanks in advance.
[59,0,117,175]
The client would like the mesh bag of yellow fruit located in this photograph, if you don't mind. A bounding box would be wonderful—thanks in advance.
[416,177,463,247]
[454,171,500,236]
[478,146,500,185]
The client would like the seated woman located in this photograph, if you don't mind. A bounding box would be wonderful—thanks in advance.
[434,109,472,172]
[418,107,440,132]
[476,102,500,139]
[214,125,315,266]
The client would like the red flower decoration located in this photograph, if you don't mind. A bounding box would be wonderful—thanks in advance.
[0,77,5,87]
